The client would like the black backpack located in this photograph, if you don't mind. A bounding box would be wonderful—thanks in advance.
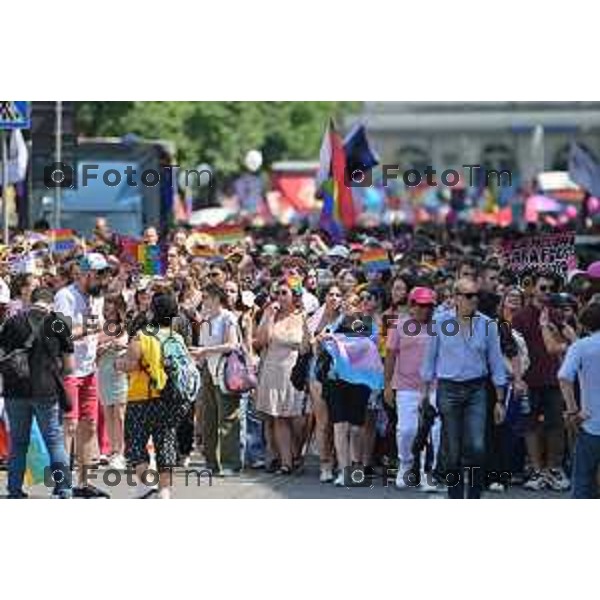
[0,314,40,381]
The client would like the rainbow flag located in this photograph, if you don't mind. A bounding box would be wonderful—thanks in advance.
[318,120,357,241]
[137,244,165,276]
[361,248,390,272]
[190,246,217,258]
[118,236,141,265]
[48,229,77,254]
[195,223,245,246]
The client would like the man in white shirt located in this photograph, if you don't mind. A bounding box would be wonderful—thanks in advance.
[54,253,109,498]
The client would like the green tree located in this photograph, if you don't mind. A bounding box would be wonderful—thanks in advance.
[75,101,359,176]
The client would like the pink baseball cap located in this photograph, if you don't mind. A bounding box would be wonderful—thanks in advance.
[587,261,600,279]
[408,287,437,305]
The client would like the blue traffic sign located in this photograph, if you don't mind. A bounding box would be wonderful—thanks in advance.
[0,101,31,129]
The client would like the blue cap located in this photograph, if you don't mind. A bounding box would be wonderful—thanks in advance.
[79,252,109,272]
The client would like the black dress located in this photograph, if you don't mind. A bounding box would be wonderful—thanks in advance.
[319,321,370,427]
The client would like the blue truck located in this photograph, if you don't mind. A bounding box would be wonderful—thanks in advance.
[35,137,178,237]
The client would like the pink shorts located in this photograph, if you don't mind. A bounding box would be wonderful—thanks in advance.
[64,373,99,423]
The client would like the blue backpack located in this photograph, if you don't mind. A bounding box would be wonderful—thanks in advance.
[157,332,201,410]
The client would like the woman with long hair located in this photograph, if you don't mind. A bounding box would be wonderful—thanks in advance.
[8,273,38,317]
[255,278,309,474]
[97,293,129,469]
[357,286,384,471]
[493,286,530,489]
[117,293,188,499]
[337,268,363,295]
[318,291,383,486]
[384,275,410,320]
[223,278,266,469]
[307,284,344,483]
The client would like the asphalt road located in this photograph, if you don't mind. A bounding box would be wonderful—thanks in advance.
[0,456,569,499]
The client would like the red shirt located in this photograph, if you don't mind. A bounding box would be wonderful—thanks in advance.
[512,305,560,388]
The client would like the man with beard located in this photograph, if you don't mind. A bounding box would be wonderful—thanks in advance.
[477,261,508,491]
[478,261,501,320]
[54,253,110,498]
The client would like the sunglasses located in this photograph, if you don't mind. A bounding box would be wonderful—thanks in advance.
[277,289,291,296]
[538,285,552,293]
[457,292,479,300]
[209,272,222,278]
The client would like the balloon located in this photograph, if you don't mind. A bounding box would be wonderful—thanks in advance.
[244,150,263,173]
[565,205,578,219]
[588,197,600,214]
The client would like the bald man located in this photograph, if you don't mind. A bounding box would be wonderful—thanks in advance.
[421,278,507,499]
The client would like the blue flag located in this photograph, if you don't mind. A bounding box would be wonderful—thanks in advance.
[569,142,600,198]
[343,124,379,175]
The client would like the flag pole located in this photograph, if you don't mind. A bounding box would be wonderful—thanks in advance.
[2,131,9,245]
[54,100,63,230]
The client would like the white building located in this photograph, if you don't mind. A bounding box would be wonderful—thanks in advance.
[345,102,600,185]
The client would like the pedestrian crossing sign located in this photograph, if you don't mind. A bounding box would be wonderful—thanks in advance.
[0,101,31,129]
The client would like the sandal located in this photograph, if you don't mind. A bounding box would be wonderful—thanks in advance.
[265,459,280,474]
[292,457,305,475]
[277,465,292,475]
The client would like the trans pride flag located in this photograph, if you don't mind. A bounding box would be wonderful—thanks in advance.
[321,334,384,391]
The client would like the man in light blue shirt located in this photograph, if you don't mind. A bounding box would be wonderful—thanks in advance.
[421,278,507,499]
[558,302,600,499]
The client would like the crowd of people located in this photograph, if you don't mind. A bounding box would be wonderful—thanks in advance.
[1,216,600,499]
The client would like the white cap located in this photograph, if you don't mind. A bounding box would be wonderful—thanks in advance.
[0,279,11,304]
[327,245,350,259]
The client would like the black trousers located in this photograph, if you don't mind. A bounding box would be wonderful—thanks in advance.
[176,405,195,459]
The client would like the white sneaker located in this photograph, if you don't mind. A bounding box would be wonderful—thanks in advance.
[108,454,127,470]
[180,456,191,469]
[419,472,443,493]
[333,473,345,487]
[320,468,334,484]
[395,471,409,490]
[545,469,571,492]
[523,471,547,492]
[488,482,505,493]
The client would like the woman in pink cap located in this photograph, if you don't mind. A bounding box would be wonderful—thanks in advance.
[384,287,442,492]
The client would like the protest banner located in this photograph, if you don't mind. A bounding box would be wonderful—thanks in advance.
[500,232,577,276]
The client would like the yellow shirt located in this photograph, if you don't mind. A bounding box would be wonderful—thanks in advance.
[127,331,167,402]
